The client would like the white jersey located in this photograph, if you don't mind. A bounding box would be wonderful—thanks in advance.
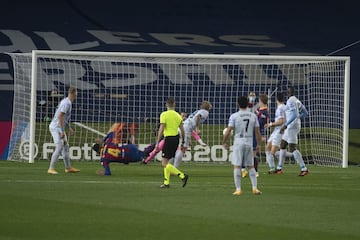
[285,96,303,129]
[184,109,209,131]
[273,103,286,132]
[228,109,259,146]
[49,97,72,129]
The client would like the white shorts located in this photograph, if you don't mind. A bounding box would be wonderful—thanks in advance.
[231,143,253,167]
[268,130,283,147]
[282,127,300,144]
[183,124,193,148]
[49,126,67,145]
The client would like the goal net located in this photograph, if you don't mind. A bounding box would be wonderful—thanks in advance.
[7,51,350,167]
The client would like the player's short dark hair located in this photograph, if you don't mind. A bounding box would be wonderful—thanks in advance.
[288,86,295,96]
[276,92,285,103]
[92,143,101,154]
[166,97,175,107]
[238,96,248,108]
[259,94,268,105]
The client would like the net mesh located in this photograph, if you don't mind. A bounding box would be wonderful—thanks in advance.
[7,52,348,166]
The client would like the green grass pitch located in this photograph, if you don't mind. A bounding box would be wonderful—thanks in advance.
[0,161,359,240]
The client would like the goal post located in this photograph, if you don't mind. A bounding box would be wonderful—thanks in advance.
[7,50,350,167]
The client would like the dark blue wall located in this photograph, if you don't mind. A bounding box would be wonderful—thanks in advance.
[0,0,359,126]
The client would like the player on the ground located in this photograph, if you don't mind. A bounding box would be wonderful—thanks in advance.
[223,96,262,195]
[264,92,287,173]
[276,86,309,176]
[156,97,188,188]
[47,87,80,174]
[93,123,153,176]
[172,101,212,167]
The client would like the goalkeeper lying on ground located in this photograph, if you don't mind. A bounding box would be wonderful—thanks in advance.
[92,123,154,175]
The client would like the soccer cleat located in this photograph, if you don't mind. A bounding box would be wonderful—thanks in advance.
[65,167,80,173]
[268,169,277,174]
[182,174,189,187]
[298,170,309,176]
[160,184,170,188]
[232,190,243,196]
[252,189,262,195]
[47,169,58,175]
[275,169,283,174]
[241,169,248,178]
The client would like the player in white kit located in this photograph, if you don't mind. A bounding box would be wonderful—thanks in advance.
[277,87,309,176]
[172,101,212,167]
[223,96,262,195]
[265,92,287,173]
[47,87,80,174]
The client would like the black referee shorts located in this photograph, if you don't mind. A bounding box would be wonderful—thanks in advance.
[162,135,180,159]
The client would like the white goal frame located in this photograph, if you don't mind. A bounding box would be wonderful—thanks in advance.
[27,50,350,167]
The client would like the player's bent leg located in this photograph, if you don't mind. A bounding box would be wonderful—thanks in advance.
[289,144,309,176]
[100,159,111,176]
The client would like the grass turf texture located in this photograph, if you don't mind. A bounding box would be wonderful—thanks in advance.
[0,161,359,240]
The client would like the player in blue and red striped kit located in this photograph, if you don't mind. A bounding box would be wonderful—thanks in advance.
[93,123,154,175]
[241,91,269,178]
[241,92,269,178]
[254,94,269,176]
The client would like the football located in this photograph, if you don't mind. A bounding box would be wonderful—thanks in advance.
[223,127,233,136]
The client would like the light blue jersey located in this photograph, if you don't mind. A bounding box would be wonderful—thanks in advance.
[285,96,308,129]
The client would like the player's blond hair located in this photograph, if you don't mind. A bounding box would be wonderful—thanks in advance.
[108,123,124,144]
[68,86,77,95]
[200,100,212,111]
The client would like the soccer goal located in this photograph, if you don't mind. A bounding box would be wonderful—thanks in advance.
[7,51,350,167]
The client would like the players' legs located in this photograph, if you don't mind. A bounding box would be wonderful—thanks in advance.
[233,165,242,193]
[265,141,276,171]
[231,144,242,193]
[49,141,64,170]
[62,143,71,169]
[101,159,111,175]
[277,139,288,171]
[173,147,184,168]
[252,136,259,176]
[289,144,308,172]
[144,139,164,163]
[161,136,187,187]
[192,130,206,146]
[244,146,260,193]
[286,127,308,175]
[253,150,259,176]
[48,127,63,171]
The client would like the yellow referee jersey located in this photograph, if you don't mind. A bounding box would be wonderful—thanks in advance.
[160,109,182,137]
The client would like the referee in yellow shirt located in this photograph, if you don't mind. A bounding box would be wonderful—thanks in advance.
[156,97,188,188]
